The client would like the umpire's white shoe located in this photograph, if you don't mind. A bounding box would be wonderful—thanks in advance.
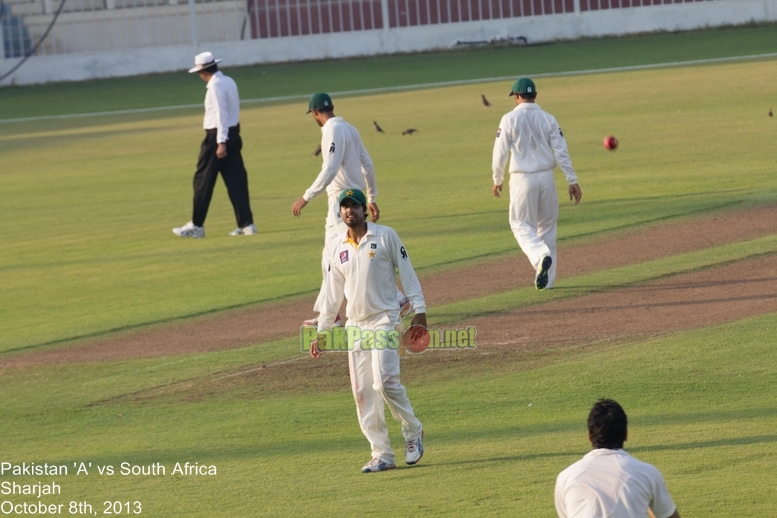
[405,431,424,465]
[361,458,396,473]
[535,255,552,290]
[229,223,257,236]
[173,221,204,238]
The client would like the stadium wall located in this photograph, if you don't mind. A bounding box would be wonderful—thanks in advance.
[1,0,776,86]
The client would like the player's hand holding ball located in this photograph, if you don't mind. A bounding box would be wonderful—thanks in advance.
[603,135,618,151]
[404,313,430,354]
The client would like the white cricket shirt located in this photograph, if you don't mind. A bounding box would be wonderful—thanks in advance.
[318,222,426,329]
[203,71,240,144]
[492,102,578,186]
[303,117,378,203]
[555,449,678,518]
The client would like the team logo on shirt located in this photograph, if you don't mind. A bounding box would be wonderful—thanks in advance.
[496,128,502,138]
[329,142,336,153]
[340,250,349,263]
[368,251,376,260]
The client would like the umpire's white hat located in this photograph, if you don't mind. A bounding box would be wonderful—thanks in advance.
[189,51,222,73]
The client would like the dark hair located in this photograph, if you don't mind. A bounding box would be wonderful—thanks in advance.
[518,92,537,100]
[201,63,218,74]
[317,106,334,114]
[588,399,627,449]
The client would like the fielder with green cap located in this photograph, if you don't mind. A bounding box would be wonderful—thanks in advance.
[310,188,427,473]
[492,78,582,290]
[292,93,386,326]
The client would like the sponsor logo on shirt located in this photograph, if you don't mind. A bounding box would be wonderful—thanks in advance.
[340,250,349,263]
[329,142,336,153]
[496,128,502,138]
[400,246,408,259]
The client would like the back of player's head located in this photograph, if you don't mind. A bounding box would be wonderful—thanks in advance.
[509,77,537,100]
[307,92,334,114]
[588,399,627,449]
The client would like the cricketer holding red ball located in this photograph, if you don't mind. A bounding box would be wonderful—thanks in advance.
[311,189,427,474]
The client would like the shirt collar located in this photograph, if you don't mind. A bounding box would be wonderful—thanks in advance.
[206,71,223,88]
[515,102,540,112]
[322,116,343,130]
[340,222,375,245]
[584,448,627,459]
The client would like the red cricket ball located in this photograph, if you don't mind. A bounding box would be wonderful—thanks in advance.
[603,135,618,151]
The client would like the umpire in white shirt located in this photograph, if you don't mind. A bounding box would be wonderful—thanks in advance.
[173,52,256,238]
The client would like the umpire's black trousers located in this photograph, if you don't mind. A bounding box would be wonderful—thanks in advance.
[191,125,254,228]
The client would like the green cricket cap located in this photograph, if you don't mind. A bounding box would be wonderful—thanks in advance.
[338,189,367,207]
[509,77,536,96]
[307,92,333,113]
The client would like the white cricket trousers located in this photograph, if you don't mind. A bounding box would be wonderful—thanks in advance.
[509,170,558,288]
[348,312,422,464]
[313,193,348,313]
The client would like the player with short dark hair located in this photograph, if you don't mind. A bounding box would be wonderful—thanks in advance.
[310,189,426,473]
[555,399,681,518]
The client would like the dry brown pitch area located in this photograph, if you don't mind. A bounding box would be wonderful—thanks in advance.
[2,204,776,368]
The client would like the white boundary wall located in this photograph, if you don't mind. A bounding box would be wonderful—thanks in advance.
[1,0,776,86]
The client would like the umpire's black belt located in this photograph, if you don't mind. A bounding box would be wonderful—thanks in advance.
[205,124,240,133]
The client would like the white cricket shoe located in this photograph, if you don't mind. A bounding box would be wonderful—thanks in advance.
[173,221,204,238]
[229,224,257,236]
[405,431,424,465]
[361,458,396,473]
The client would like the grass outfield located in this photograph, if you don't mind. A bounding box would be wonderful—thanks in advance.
[1,25,777,516]
[1,317,775,516]
[1,56,776,352]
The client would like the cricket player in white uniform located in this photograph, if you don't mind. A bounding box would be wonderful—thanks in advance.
[555,399,681,518]
[492,77,582,290]
[311,189,426,473]
[292,93,380,324]
[292,92,410,324]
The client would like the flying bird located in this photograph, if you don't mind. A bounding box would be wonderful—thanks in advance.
[770,108,773,118]
[481,94,491,107]
[402,128,417,136]
[373,121,385,133]
[310,144,321,157]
